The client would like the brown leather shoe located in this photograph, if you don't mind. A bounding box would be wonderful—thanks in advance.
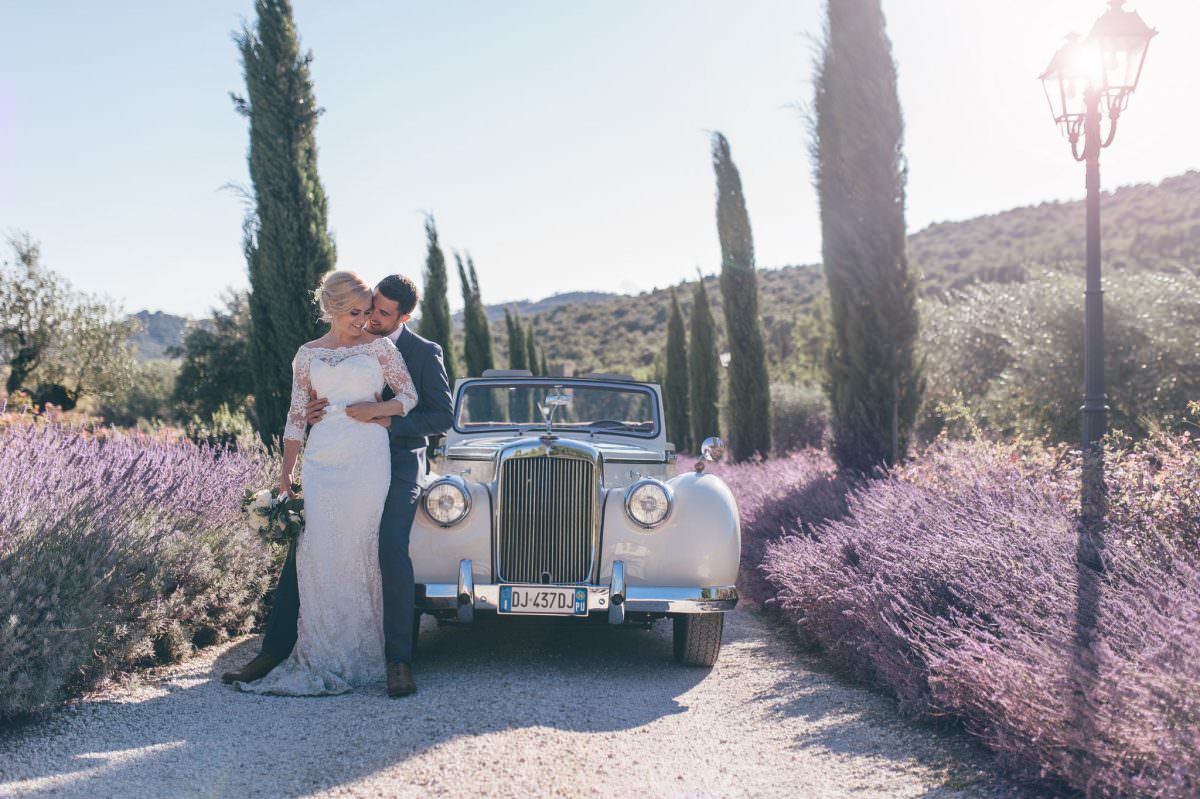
[386,661,416,697]
[221,651,285,684]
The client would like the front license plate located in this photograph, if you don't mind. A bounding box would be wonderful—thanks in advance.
[499,585,588,616]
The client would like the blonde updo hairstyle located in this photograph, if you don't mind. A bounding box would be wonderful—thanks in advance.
[315,270,373,323]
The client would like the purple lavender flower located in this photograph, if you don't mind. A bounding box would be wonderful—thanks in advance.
[760,436,1200,798]
[0,419,278,719]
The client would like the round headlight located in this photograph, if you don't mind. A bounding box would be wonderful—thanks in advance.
[423,477,471,527]
[625,479,673,528]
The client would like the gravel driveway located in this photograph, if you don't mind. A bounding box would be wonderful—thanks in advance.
[0,607,1033,798]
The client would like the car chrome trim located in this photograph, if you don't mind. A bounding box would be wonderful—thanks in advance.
[451,377,661,440]
[608,560,626,625]
[421,474,472,527]
[445,444,671,465]
[415,583,738,616]
[603,454,673,464]
[456,559,475,623]
[622,585,739,613]
[444,448,500,461]
[493,438,604,585]
[623,478,674,529]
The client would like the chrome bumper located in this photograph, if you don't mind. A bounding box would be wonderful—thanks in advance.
[418,559,738,624]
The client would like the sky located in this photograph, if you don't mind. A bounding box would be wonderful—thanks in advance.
[0,0,1195,318]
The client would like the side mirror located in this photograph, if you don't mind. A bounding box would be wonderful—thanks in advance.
[695,437,725,472]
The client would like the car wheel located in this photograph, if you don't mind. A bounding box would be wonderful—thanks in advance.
[412,610,422,654]
[672,613,724,666]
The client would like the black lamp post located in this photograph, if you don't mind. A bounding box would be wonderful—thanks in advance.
[1039,0,1156,461]
[1038,0,1155,739]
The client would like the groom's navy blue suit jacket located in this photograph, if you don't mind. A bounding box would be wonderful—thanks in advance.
[385,324,454,483]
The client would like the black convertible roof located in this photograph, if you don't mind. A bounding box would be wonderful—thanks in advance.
[479,369,639,383]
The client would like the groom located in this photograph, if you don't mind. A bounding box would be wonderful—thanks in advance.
[222,274,454,697]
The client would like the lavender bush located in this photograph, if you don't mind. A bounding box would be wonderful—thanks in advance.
[0,418,276,720]
[761,435,1200,798]
[679,449,852,605]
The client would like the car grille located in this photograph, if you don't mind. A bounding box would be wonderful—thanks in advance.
[497,454,596,584]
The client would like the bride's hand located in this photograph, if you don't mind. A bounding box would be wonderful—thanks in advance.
[278,476,293,498]
[346,400,382,423]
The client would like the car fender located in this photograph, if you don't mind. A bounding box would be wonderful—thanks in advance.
[411,481,492,585]
[599,471,740,587]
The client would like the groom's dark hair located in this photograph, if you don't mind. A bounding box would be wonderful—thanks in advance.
[375,275,419,316]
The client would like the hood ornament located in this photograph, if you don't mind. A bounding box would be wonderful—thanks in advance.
[537,386,570,442]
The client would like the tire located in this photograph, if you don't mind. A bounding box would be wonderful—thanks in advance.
[672,613,725,666]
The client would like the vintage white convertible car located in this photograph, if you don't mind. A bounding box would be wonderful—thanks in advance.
[412,371,740,665]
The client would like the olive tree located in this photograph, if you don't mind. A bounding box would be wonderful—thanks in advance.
[1,234,139,407]
[921,269,1200,441]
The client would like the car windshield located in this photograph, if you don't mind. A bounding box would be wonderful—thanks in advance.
[456,381,659,437]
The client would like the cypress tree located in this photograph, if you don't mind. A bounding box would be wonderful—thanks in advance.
[471,260,494,374]
[689,273,721,448]
[524,321,539,376]
[664,288,692,453]
[505,308,528,371]
[233,0,335,445]
[417,215,457,386]
[813,0,922,471]
[540,351,549,377]
[456,253,494,377]
[455,253,499,421]
[712,132,771,461]
[504,307,532,421]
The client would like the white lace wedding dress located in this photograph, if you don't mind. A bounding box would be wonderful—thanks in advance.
[237,336,418,696]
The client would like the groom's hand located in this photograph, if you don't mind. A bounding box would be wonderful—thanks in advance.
[306,396,329,425]
[371,391,392,429]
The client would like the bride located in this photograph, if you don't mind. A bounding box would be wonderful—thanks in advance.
[238,270,418,696]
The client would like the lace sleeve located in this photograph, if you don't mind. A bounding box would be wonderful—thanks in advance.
[376,338,418,415]
[283,347,313,442]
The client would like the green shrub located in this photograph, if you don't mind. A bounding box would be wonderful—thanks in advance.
[920,269,1200,442]
[770,383,829,454]
[99,360,179,426]
[185,403,257,450]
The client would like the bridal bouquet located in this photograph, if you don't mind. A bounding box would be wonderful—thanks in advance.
[242,483,304,546]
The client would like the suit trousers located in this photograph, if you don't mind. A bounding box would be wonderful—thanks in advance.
[260,445,425,664]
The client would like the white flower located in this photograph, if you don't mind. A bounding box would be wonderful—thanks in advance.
[251,489,273,510]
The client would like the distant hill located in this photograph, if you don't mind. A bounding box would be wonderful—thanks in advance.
[129,310,191,360]
[501,170,1195,374]
[505,171,1200,376]
[478,291,617,323]
[509,265,824,378]
[133,171,1200,379]
[908,170,1200,295]
[129,294,620,363]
